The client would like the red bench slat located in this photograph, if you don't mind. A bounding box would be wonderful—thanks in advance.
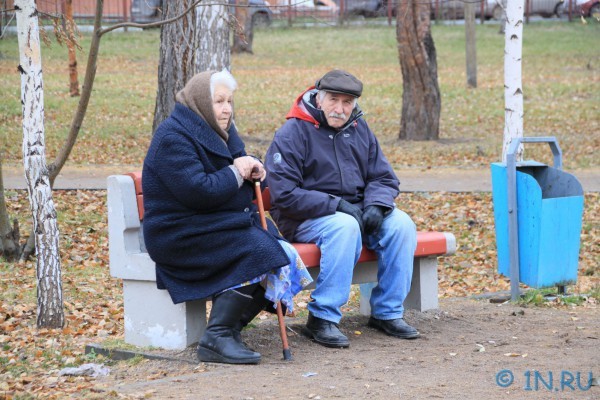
[292,232,447,268]
[127,172,449,262]
[126,172,144,221]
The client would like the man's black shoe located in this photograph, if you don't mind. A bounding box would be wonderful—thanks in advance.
[302,314,350,348]
[368,317,420,339]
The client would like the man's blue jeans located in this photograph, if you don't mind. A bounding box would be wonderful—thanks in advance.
[294,208,417,324]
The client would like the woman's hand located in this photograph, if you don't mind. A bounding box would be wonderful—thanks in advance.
[233,156,266,182]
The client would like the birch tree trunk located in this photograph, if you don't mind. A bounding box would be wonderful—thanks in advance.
[501,0,525,162]
[15,0,64,328]
[152,0,197,132]
[396,0,441,140]
[196,3,231,70]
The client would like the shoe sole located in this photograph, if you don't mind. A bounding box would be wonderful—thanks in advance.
[301,327,350,348]
[197,346,261,364]
[368,321,420,339]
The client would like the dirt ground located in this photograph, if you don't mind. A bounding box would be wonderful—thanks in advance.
[91,297,599,400]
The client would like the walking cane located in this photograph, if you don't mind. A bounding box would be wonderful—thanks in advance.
[252,167,293,361]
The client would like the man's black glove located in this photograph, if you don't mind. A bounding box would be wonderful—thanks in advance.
[362,205,385,235]
[337,199,364,234]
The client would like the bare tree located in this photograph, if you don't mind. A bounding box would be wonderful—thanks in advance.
[15,0,64,328]
[396,0,441,140]
[153,0,231,131]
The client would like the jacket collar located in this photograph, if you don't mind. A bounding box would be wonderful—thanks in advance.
[171,103,243,159]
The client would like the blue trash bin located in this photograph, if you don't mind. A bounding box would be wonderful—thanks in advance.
[491,137,584,290]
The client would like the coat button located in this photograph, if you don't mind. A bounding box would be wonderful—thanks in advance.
[244,207,249,212]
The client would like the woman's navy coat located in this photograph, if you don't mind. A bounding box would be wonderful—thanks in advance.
[142,104,289,304]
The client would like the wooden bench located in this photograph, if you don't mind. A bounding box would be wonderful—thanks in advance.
[108,172,456,350]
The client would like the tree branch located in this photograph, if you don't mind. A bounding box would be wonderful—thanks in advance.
[99,0,206,35]
[48,0,207,183]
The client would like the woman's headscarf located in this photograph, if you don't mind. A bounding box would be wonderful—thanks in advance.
[175,70,231,141]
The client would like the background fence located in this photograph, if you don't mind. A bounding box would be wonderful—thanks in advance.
[1,0,594,36]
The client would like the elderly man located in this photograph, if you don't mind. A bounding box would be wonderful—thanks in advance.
[265,69,419,348]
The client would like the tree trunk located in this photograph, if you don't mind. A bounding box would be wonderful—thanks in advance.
[196,3,231,68]
[396,0,441,141]
[15,0,64,328]
[465,1,477,88]
[232,0,253,54]
[63,0,80,97]
[153,0,198,133]
[501,0,525,162]
[153,0,231,131]
[0,153,20,262]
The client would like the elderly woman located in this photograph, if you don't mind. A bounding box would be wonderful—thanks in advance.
[142,69,312,365]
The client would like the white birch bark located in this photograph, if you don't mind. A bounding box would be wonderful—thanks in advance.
[196,3,231,71]
[502,0,525,162]
[15,0,64,328]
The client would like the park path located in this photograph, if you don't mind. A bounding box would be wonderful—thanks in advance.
[3,164,600,192]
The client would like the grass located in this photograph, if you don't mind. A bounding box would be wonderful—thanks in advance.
[0,21,599,168]
[518,286,599,306]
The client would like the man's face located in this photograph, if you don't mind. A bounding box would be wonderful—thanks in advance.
[317,91,356,129]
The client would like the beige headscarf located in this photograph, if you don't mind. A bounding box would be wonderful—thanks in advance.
[175,70,231,142]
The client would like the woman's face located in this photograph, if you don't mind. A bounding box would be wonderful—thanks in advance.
[213,84,233,130]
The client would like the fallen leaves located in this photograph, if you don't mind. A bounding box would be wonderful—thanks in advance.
[0,190,122,399]
[504,353,528,358]
[0,189,597,398]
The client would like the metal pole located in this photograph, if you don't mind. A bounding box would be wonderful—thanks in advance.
[506,146,521,301]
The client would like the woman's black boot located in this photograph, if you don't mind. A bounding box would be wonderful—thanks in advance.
[233,285,270,344]
[197,290,261,364]
[233,285,287,343]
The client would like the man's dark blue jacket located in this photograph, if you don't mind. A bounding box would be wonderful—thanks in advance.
[265,88,400,240]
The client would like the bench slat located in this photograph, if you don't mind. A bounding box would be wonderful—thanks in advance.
[126,172,145,221]
[127,172,453,262]
[293,231,448,268]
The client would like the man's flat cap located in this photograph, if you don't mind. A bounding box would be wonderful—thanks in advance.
[315,69,363,98]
